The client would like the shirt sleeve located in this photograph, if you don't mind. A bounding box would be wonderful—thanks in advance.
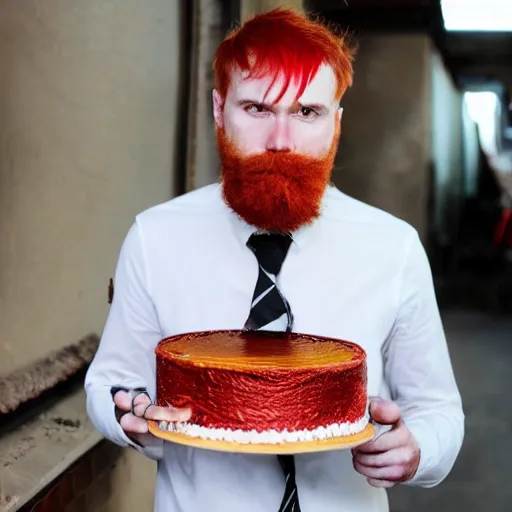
[84,220,164,460]
[383,230,465,488]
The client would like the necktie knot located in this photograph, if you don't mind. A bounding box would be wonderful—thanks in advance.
[247,233,293,276]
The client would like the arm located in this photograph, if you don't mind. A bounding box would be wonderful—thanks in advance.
[84,220,165,460]
[352,230,464,488]
[383,230,464,487]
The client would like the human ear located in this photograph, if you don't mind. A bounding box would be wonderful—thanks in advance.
[337,106,344,123]
[212,89,224,128]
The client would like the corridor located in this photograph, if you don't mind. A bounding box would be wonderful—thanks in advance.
[389,310,512,511]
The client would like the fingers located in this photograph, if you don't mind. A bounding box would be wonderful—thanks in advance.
[113,391,150,436]
[120,411,150,434]
[352,419,421,487]
[112,389,192,436]
[353,446,409,487]
[369,397,401,426]
[113,390,134,412]
[353,447,411,468]
[352,423,408,454]
[353,458,404,482]
[130,392,153,417]
[130,393,192,422]
[144,403,192,422]
[366,478,396,489]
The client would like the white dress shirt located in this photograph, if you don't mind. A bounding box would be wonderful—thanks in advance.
[85,183,464,512]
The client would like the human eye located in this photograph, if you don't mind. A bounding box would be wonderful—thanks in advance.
[245,103,268,115]
[297,106,319,119]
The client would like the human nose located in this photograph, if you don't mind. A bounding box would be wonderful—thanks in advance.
[266,115,294,152]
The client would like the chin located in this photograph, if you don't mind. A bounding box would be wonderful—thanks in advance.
[217,126,339,232]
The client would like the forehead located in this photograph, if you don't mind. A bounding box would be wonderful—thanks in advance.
[227,63,338,106]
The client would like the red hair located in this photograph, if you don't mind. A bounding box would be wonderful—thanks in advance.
[213,8,355,103]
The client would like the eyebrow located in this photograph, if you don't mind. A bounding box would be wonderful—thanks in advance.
[237,99,274,110]
[237,99,330,114]
[299,103,329,114]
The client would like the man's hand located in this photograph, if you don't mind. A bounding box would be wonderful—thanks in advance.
[113,389,191,446]
[352,397,420,488]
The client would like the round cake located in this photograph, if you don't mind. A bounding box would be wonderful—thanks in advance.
[154,330,369,445]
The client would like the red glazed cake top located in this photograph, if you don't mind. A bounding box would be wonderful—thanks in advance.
[156,330,365,370]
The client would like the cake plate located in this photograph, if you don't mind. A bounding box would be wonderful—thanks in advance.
[148,421,374,454]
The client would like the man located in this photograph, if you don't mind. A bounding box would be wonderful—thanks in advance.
[85,8,464,512]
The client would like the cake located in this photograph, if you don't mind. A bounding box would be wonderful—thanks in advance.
[154,330,369,445]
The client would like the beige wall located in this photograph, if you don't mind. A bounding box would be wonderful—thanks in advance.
[0,0,183,376]
[241,0,304,20]
[333,34,432,239]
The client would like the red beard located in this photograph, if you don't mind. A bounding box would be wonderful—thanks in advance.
[218,129,339,233]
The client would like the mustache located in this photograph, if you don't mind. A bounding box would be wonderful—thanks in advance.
[222,151,332,177]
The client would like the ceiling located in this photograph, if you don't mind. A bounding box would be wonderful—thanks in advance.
[306,0,512,106]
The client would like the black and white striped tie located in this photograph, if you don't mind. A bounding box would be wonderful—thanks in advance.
[244,233,293,331]
[244,232,301,512]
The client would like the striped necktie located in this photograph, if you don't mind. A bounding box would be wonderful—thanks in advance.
[244,233,293,331]
[244,232,301,512]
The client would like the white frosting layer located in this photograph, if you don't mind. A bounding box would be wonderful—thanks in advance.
[158,412,369,445]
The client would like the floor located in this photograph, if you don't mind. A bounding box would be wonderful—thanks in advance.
[388,309,512,512]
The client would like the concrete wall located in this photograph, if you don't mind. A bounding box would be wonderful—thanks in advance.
[0,1,186,510]
[0,0,184,376]
[430,48,464,246]
[333,34,432,239]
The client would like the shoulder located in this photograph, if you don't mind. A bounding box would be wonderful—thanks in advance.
[321,186,421,262]
[119,184,229,253]
[137,183,224,220]
[134,183,228,231]
[323,186,418,240]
